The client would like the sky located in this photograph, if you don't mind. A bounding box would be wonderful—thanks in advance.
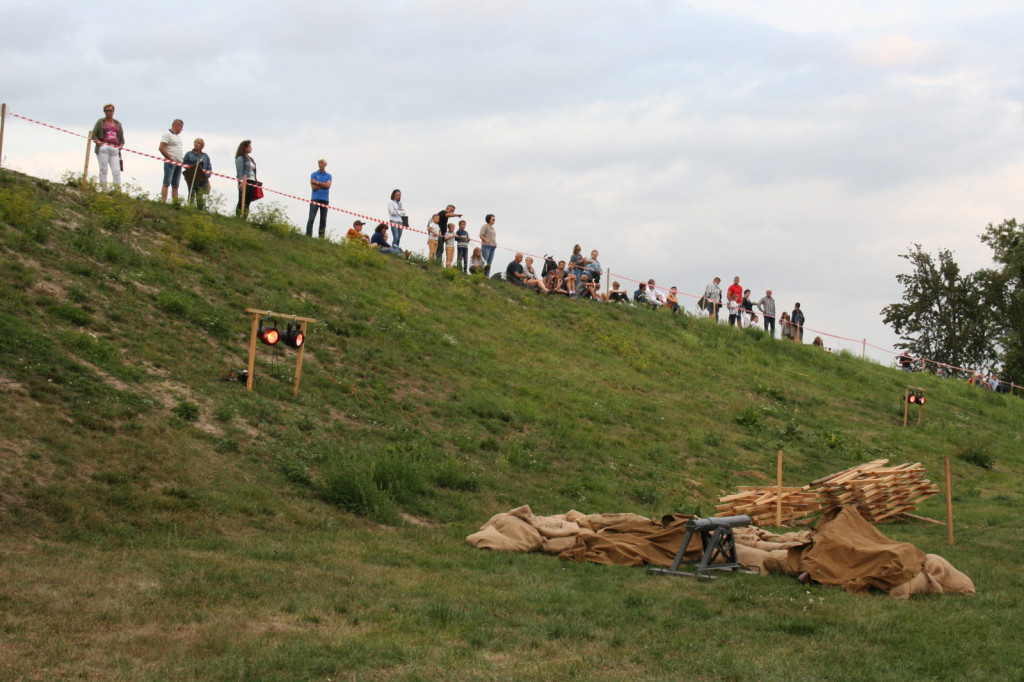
[3,0,1024,363]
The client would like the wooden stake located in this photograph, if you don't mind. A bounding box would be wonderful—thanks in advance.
[903,387,910,427]
[775,450,783,526]
[292,320,309,397]
[944,456,954,545]
[246,313,259,390]
[83,130,93,186]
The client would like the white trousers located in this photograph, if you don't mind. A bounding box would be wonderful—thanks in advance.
[97,146,121,187]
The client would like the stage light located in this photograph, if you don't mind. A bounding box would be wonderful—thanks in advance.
[281,321,305,349]
[916,392,926,405]
[907,392,917,404]
[257,320,280,346]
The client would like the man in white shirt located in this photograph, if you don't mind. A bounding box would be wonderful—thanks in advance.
[159,119,185,203]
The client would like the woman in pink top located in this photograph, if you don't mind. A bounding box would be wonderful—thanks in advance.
[90,103,125,188]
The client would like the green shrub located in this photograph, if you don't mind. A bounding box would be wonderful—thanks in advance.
[172,401,200,422]
[156,291,193,316]
[88,192,138,231]
[182,213,222,252]
[247,202,297,237]
[0,186,55,240]
[957,446,995,470]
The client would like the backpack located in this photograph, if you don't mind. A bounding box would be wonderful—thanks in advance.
[541,255,558,278]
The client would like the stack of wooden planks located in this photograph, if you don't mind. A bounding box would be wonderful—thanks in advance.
[714,485,821,526]
[811,459,940,524]
[716,459,940,527]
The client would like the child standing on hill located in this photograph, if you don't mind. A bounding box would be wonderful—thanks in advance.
[426,214,440,261]
[444,223,457,268]
[455,221,470,273]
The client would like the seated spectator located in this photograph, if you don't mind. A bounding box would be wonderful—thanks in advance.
[666,286,680,315]
[371,223,409,257]
[470,247,487,274]
[608,281,630,303]
[346,219,370,244]
[506,252,545,291]
[568,244,588,281]
[648,279,665,309]
[545,260,569,295]
[577,273,598,299]
[633,281,648,304]
[585,250,603,284]
[812,336,825,348]
[523,256,549,292]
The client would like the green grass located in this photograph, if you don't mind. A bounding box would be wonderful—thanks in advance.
[1,167,1022,680]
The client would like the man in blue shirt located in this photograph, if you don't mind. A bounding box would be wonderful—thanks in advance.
[306,159,332,238]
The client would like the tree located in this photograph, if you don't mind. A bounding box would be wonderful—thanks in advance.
[980,219,1024,383]
[881,244,998,372]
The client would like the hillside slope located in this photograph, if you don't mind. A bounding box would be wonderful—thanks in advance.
[1,168,1022,680]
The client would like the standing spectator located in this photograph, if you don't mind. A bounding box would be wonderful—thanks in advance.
[704,277,722,320]
[742,289,756,326]
[470,247,487,274]
[91,103,124,189]
[757,289,777,337]
[455,220,470,273]
[480,214,497,276]
[159,119,185,203]
[426,213,441,260]
[791,302,806,342]
[388,189,407,247]
[443,222,457,267]
[727,276,743,309]
[728,292,743,327]
[569,244,587,282]
[305,158,332,238]
[234,140,258,217]
[182,138,212,210]
[436,205,462,264]
[779,311,795,340]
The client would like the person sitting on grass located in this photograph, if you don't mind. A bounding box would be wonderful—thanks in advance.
[577,273,599,299]
[545,260,569,295]
[506,252,545,291]
[524,256,549,292]
[609,281,630,303]
[371,223,409,257]
[470,247,487,274]
[666,286,680,315]
[633,281,648,304]
[647,279,665,309]
[346,219,370,244]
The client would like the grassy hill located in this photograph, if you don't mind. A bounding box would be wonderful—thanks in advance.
[1,167,1022,680]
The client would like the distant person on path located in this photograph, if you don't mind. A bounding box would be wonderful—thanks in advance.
[234,140,258,217]
[159,119,185,203]
[435,205,462,264]
[757,289,777,337]
[182,138,212,210]
[791,302,805,342]
[455,220,470,273]
[388,189,407,246]
[305,158,332,238]
[480,214,497,276]
[91,103,124,189]
[704,277,722,320]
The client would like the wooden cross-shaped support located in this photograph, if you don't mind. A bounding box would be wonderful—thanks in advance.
[245,308,318,396]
